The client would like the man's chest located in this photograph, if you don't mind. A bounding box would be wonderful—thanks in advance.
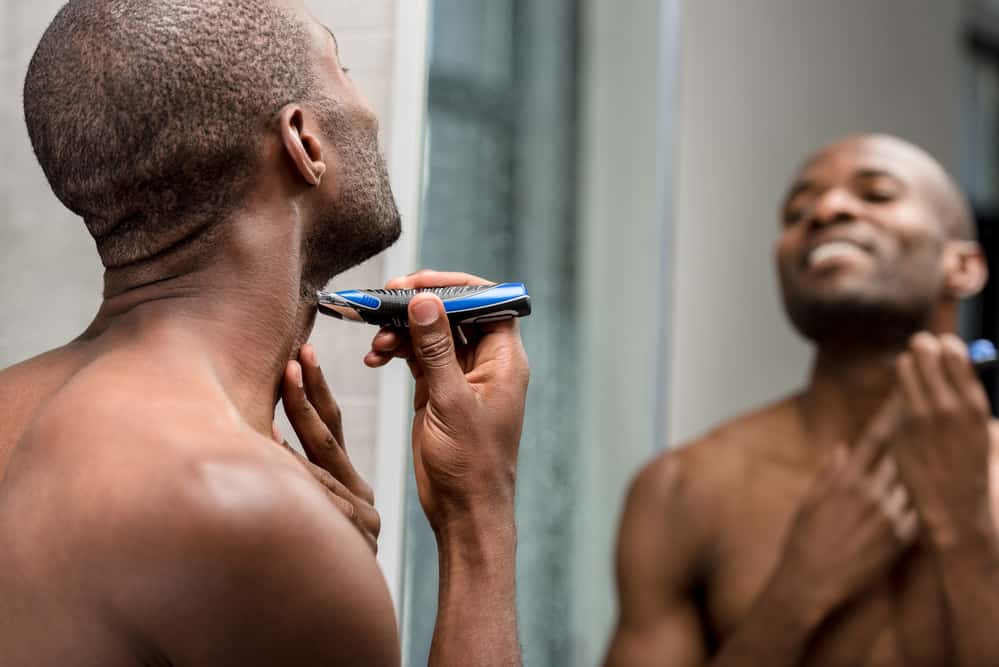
[701,469,986,667]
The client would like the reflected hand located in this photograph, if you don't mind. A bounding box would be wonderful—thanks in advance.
[776,398,917,620]
[893,333,994,545]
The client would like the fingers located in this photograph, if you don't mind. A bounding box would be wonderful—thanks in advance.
[280,361,373,503]
[870,456,898,497]
[896,351,927,412]
[282,446,380,553]
[274,353,380,552]
[309,466,381,554]
[882,483,908,516]
[368,269,519,372]
[407,295,468,406]
[869,460,918,546]
[894,510,919,544]
[365,329,413,368]
[940,334,991,417]
[907,333,960,414]
[899,332,991,418]
[850,392,902,473]
[299,344,345,449]
[282,361,338,468]
[867,456,916,543]
[309,463,380,539]
[386,269,493,290]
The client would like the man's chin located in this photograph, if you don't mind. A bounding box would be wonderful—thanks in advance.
[784,294,932,349]
[302,215,402,292]
[792,267,876,294]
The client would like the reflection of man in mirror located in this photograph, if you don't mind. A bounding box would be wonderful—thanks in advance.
[607,134,999,666]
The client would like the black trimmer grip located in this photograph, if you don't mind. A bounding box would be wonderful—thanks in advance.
[317,283,531,328]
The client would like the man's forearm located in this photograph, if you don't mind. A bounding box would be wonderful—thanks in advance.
[430,514,521,667]
[708,576,826,667]
[931,526,999,666]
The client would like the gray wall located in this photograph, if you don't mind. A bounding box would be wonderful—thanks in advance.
[0,0,401,483]
[575,0,668,663]
[668,0,965,444]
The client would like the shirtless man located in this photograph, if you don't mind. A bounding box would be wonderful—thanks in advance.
[0,1,528,665]
[607,134,999,666]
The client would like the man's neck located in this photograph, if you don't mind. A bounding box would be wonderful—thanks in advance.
[799,312,959,450]
[797,345,900,449]
[796,298,962,450]
[78,203,314,438]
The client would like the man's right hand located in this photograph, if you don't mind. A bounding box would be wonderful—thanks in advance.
[775,399,918,623]
[365,270,530,534]
[366,270,528,666]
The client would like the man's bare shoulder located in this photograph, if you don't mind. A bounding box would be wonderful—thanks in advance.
[13,356,244,481]
[0,346,90,466]
[623,396,801,553]
[637,395,802,500]
[5,357,398,664]
[16,353,330,542]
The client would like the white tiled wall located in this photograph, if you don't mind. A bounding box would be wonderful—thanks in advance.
[283,0,401,483]
[0,0,403,484]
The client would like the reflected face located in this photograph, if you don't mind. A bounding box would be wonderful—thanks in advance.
[776,137,950,346]
[292,2,402,292]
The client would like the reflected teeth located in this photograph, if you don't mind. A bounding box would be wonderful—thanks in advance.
[808,241,866,267]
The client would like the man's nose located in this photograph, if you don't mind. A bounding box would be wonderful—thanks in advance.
[807,187,860,228]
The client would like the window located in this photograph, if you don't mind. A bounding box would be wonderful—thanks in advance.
[401,1,582,664]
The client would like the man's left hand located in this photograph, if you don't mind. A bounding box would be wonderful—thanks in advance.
[894,332,994,547]
[274,344,381,553]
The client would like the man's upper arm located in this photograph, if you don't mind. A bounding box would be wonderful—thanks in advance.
[606,455,711,667]
[141,459,400,667]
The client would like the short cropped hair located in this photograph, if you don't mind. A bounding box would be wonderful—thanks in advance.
[24,0,319,268]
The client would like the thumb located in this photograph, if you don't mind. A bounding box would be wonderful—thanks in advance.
[408,294,467,403]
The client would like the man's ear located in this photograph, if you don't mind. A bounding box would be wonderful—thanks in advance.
[278,105,328,187]
[943,241,988,299]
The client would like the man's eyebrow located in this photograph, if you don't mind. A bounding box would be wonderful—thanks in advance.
[784,180,815,205]
[853,168,902,182]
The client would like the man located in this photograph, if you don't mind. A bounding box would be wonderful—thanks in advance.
[0,1,528,665]
[607,134,999,666]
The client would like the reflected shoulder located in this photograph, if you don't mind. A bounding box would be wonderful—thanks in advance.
[625,396,801,539]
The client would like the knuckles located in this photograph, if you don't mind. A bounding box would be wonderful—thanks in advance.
[358,481,375,505]
[909,332,941,357]
[933,398,963,423]
[416,333,455,368]
[901,406,931,429]
[939,333,968,358]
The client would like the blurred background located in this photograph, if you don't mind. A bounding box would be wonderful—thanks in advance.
[1,0,996,664]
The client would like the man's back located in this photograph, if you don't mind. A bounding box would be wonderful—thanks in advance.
[0,345,92,474]
[0,335,399,666]
[0,344,132,665]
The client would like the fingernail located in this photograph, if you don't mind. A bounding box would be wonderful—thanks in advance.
[291,362,304,388]
[412,298,439,326]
